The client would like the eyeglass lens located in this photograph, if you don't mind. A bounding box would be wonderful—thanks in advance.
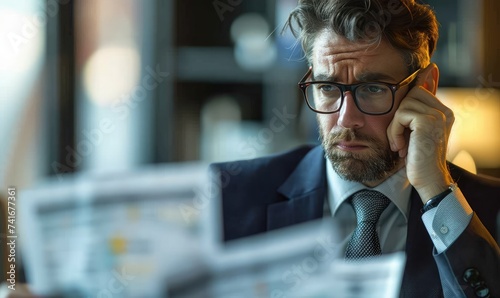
[306,83,393,114]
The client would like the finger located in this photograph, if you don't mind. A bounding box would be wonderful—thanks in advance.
[397,94,448,125]
[387,107,444,153]
[404,86,452,117]
[408,63,454,120]
[387,110,410,153]
[397,87,454,138]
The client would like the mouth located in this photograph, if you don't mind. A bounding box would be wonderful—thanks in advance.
[334,142,370,152]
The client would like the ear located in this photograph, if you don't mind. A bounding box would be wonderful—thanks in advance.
[419,63,439,95]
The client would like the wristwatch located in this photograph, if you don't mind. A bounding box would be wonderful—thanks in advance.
[421,183,458,213]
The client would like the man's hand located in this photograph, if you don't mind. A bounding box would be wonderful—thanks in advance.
[387,64,455,203]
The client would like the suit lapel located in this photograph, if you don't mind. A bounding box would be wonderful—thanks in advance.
[267,146,326,230]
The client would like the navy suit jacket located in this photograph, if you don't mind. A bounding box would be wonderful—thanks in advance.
[212,145,500,297]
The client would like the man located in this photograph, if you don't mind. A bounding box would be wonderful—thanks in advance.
[211,0,500,297]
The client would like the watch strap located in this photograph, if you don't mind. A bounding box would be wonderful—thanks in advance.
[421,183,457,213]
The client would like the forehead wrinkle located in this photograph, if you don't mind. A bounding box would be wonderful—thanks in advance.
[313,30,376,69]
[312,69,398,84]
[311,30,407,84]
[316,48,372,66]
[314,49,382,84]
[314,36,379,64]
[313,53,381,84]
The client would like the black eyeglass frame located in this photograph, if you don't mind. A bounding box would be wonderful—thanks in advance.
[298,67,421,115]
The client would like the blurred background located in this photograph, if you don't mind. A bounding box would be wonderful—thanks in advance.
[1,0,500,191]
[1,0,500,295]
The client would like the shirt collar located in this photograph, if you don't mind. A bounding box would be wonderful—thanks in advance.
[326,159,412,222]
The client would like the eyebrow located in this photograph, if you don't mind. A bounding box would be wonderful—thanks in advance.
[312,72,398,83]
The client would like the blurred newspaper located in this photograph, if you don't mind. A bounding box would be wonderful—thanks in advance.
[19,162,211,297]
[18,162,406,297]
[171,219,406,298]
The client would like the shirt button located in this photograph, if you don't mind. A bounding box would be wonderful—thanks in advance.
[440,226,449,234]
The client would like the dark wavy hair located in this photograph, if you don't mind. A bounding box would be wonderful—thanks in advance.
[285,0,439,72]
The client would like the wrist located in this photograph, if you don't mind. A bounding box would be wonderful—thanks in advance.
[419,184,449,204]
[420,182,457,213]
[416,174,454,204]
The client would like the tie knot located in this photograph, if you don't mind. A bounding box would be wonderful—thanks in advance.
[350,190,391,223]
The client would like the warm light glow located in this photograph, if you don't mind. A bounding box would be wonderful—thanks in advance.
[82,46,140,106]
[438,88,500,168]
[451,150,477,174]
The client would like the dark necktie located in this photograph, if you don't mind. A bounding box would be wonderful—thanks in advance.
[345,190,391,259]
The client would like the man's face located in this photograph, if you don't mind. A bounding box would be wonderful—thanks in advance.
[311,30,411,186]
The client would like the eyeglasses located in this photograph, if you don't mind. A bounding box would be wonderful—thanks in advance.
[298,67,421,115]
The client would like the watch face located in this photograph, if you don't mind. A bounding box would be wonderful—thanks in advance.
[422,188,452,213]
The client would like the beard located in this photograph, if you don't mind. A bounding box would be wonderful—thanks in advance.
[319,127,401,184]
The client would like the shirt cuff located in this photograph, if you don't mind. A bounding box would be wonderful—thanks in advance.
[421,187,473,253]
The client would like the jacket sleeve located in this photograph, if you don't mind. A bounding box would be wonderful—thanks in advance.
[433,214,500,297]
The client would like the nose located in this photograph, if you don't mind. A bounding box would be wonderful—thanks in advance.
[336,91,365,129]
